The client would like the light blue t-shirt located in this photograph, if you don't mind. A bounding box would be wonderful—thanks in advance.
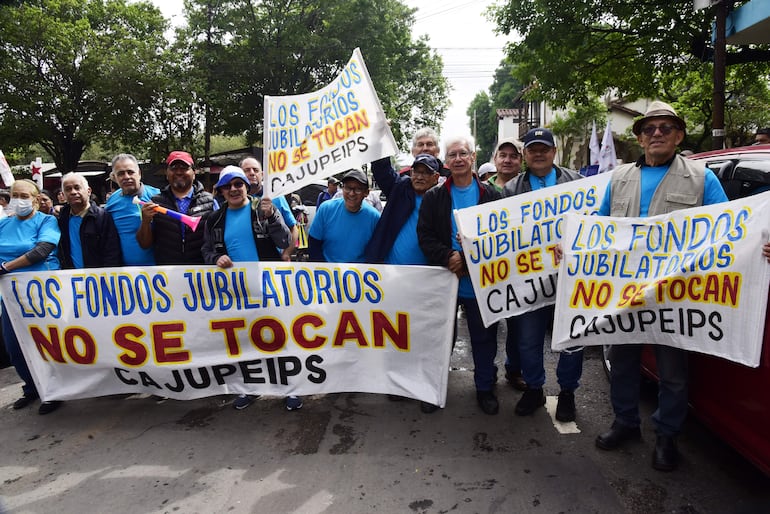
[105,184,160,265]
[451,181,480,298]
[528,168,557,191]
[69,215,84,269]
[224,204,260,262]
[385,196,427,265]
[598,166,728,216]
[308,198,380,263]
[0,212,60,271]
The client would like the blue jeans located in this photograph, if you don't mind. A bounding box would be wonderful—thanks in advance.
[1,300,37,397]
[504,317,521,376]
[509,305,583,391]
[458,296,499,392]
[609,344,688,436]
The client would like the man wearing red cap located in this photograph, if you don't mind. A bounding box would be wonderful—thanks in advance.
[136,151,217,265]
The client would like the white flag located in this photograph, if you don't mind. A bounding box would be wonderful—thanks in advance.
[598,120,617,173]
[589,121,600,165]
[0,149,14,187]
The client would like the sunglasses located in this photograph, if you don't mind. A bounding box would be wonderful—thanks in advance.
[641,124,678,136]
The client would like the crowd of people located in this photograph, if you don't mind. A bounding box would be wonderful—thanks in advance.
[3,103,770,473]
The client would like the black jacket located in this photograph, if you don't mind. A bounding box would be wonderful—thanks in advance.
[150,181,217,265]
[417,175,500,271]
[201,198,291,264]
[58,203,123,269]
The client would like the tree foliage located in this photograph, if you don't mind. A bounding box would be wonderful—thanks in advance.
[491,0,770,107]
[0,0,169,170]
[180,0,449,151]
[549,98,606,168]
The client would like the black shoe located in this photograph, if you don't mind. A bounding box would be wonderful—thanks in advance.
[595,422,642,450]
[13,393,39,410]
[514,388,545,416]
[476,390,499,415]
[38,401,62,415]
[420,401,440,413]
[505,370,528,391]
[652,435,679,471]
[555,390,576,422]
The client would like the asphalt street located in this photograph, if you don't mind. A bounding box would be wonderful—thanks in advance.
[2,312,769,513]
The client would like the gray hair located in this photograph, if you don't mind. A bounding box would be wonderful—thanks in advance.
[239,156,262,168]
[443,135,475,155]
[61,172,89,189]
[411,127,439,150]
[111,153,139,168]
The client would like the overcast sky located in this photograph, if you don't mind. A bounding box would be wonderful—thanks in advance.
[152,0,512,148]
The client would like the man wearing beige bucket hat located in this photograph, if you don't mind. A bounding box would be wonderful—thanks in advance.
[594,101,729,471]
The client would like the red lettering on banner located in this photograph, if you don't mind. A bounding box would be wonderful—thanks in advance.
[293,314,326,349]
[114,325,149,366]
[371,311,408,350]
[152,322,190,364]
[29,325,97,364]
[251,318,287,353]
[333,310,368,347]
[211,319,247,356]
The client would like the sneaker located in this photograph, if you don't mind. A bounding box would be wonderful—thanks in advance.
[233,394,257,410]
[515,388,545,416]
[285,396,303,411]
[38,401,62,415]
[555,390,576,422]
[13,392,39,410]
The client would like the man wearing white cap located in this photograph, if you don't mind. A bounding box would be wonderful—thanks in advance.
[594,101,728,471]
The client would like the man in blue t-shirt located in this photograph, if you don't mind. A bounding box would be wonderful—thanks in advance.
[417,135,502,416]
[594,101,729,472]
[308,169,380,263]
[105,154,160,266]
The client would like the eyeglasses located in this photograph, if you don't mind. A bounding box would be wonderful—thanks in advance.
[641,124,678,136]
[342,185,366,194]
[221,181,247,190]
[446,151,471,160]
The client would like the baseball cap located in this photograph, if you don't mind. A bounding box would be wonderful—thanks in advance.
[214,166,249,189]
[166,151,194,166]
[342,169,368,187]
[412,154,440,174]
[495,137,524,154]
[522,128,555,148]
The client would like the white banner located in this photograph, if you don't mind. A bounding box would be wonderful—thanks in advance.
[553,193,770,367]
[264,48,398,197]
[0,263,458,404]
[454,172,612,327]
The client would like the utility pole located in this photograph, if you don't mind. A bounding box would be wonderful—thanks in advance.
[712,0,727,150]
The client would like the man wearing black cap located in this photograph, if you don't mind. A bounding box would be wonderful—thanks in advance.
[308,169,380,263]
[754,127,770,145]
[137,151,217,265]
[594,101,729,471]
[502,128,584,423]
[316,176,340,208]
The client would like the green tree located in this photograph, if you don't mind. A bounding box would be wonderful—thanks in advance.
[467,92,495,162]
[180,0,449,150]
[0,0,169,171]
[491,0,770,107]
[549,98,606,168]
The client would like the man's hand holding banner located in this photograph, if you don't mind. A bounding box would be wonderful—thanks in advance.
[264,48,398,197]
[552,193,770,367]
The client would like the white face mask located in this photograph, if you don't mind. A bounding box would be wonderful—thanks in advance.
[8,198,34,217]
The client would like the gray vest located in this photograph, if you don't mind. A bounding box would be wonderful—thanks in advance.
[609,155,707,217]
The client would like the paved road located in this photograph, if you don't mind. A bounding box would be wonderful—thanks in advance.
[2,316,769,513]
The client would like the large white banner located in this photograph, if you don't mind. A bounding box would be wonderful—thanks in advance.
[553,193,770,367]
[264,48,398,197]
[0,263,458,404]
[454,172,612,327]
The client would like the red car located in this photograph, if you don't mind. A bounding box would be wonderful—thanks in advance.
[604,144,770,475]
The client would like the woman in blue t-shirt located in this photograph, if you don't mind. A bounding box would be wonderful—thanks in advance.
[0,179,62,415]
